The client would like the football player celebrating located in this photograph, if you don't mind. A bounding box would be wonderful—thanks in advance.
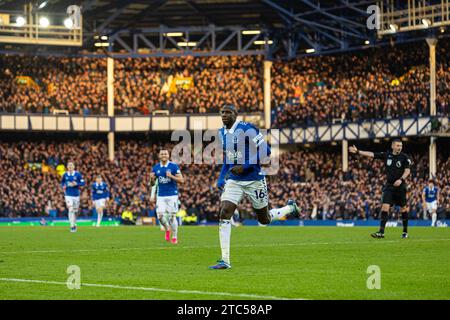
[209,104,300,270]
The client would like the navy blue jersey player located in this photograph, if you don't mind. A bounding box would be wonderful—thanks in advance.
[91,175,109,227]
[209,104,300,270]
[422,179,439,227]
[150,149,184,244]
[61,162,85,232]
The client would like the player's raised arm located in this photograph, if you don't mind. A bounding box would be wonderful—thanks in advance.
[349,145,375,158]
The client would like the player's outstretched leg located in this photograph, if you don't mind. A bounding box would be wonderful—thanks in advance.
[169,213,178,244]
[255,199,300,225]
[268,199,300,222]
[209,201,234,270]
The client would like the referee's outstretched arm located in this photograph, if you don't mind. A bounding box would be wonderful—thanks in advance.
[349,145,375,158]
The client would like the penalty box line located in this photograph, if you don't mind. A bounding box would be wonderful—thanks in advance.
[0,277,306,300]
[0,238,449,255]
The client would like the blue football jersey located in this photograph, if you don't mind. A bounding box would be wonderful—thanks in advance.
[152,161,181,197]
[92,182,110,200]
[61,171,85,197]
[217,120,271,188]
[424,186,438,203]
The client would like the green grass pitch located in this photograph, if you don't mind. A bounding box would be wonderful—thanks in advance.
[0,226,449,300]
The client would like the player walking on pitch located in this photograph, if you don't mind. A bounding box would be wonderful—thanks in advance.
[349,139,412,238]
[422,179,439,227]
[150,149,184,244]
[209,104,300,270]
[61,162,85,232]
[91,175,110,227]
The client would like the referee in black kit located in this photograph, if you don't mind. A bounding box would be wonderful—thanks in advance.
[349,139,412,239]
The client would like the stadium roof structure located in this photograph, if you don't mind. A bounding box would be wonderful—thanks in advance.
[0,0,448,58]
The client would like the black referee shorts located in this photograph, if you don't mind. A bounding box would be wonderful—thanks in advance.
[381,184,407,207]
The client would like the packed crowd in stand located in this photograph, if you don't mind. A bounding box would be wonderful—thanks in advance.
[271,41,449,126]
[0,55,263,115]
[0,41,448,126]
[0,139,448,222]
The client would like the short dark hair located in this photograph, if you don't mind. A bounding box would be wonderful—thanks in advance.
[221,104,237,112]
[391,138,402,144]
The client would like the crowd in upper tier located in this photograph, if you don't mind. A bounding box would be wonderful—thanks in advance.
[0,41,447,126]
[0,139,448,221]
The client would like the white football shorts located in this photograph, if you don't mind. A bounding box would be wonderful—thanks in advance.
[156,195,179,214]
[221,178,268,209]
[94,199,107,209]
[426,201,437,212]
[65,196,80,210]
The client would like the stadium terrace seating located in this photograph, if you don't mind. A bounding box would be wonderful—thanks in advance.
[0,140,448,220]
[0,41,447,126]
[271,41,449,127]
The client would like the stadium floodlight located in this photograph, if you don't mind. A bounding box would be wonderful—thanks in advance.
[164,32,183,37]
[38,1,48,9]
[177,41,196,47]
[39,17,50,28]
[306,48,315,53]
[64,18,73,29]
[364,40,370,45]
[254,40,273,45]
[422,19,431,28]
[242,30,261,35]
[101,35,108,40]
[16,16,26,27]
[389,23,399,33]
[440,27,445,33]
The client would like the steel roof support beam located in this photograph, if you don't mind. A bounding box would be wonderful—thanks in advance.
[301,0,366,29]
[339,0,371,16]
[261,0,366,39]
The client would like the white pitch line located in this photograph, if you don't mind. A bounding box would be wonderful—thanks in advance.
[0,238,449,255]
[0,277,305,300]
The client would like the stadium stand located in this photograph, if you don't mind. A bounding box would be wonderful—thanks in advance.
[0,139,448,221]
[1,41,447,126]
